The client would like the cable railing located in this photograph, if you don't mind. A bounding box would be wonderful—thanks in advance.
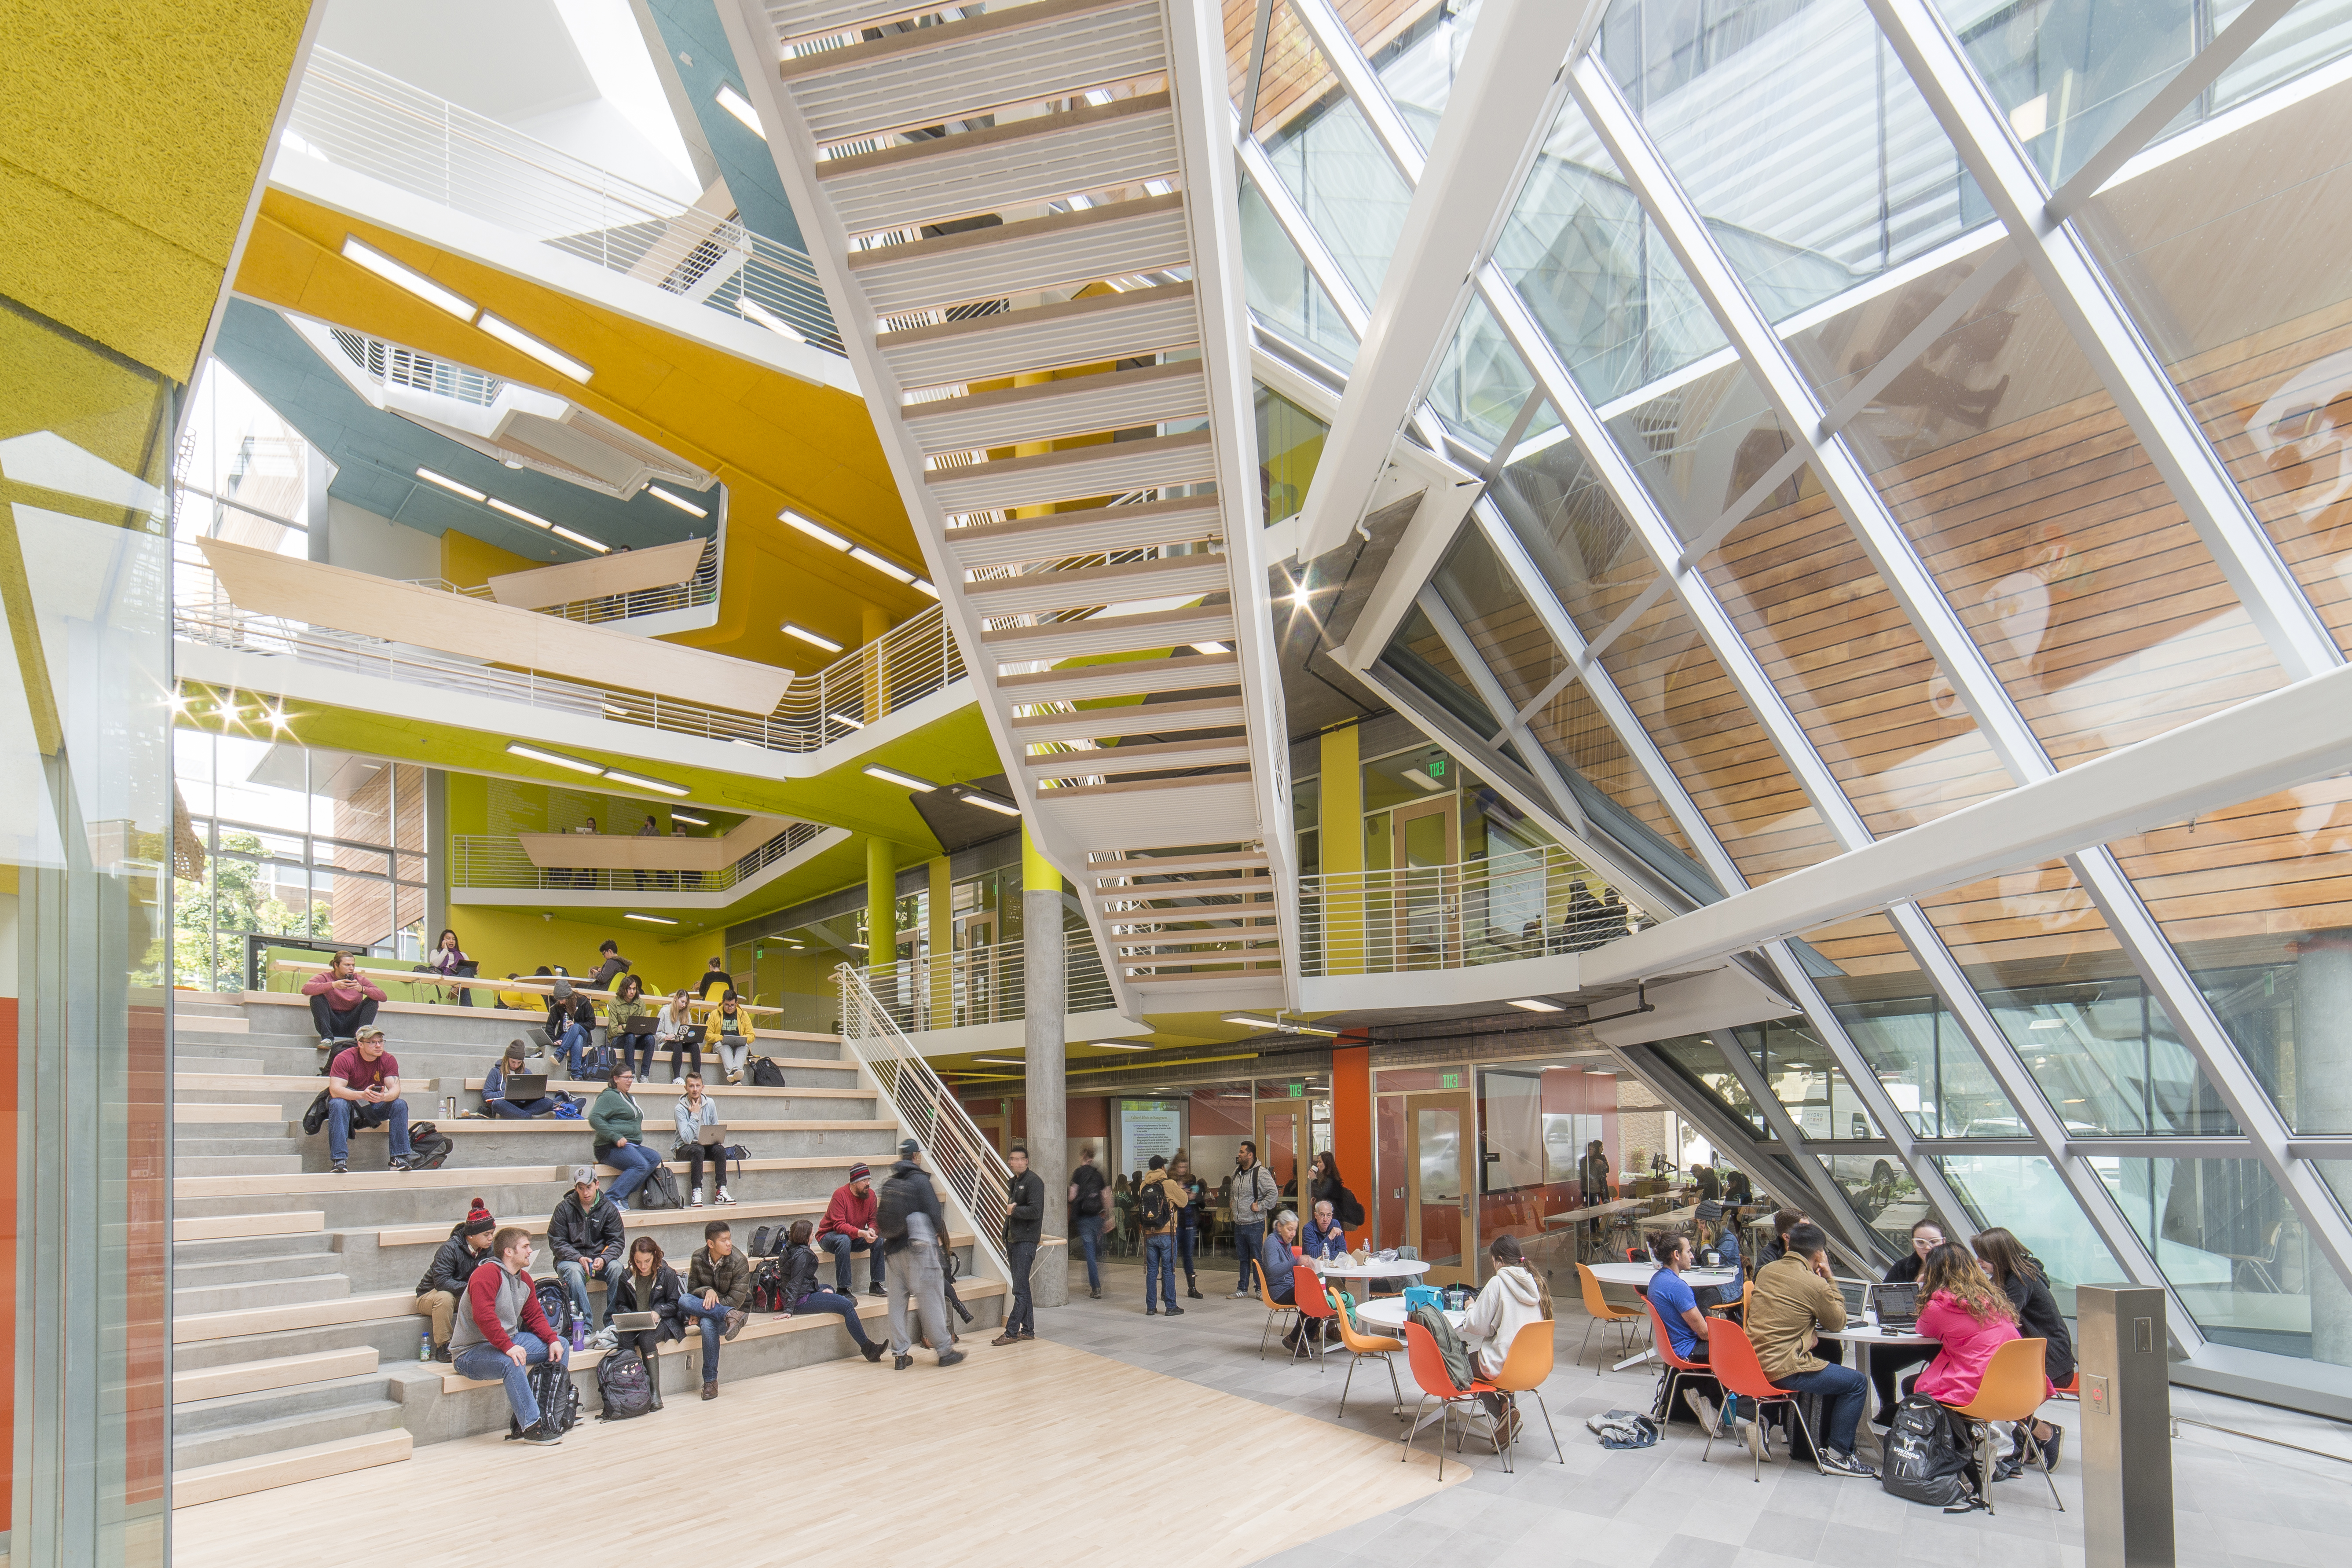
[287,49,842,354]
[450,821,825,892]
[853,936,1116,1035]
[1297,844,1658,977]
[171,548,968,754]
[836,963,1012,1279]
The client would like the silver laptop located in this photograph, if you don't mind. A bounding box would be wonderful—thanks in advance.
[1871,1281,1921,1330]
[504,1073,547,1099]
[696,1123,727,1146]
[608,1310,660,1331]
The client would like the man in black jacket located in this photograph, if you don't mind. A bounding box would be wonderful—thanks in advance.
[412,1198,498,1360]
[549,1166,625,1330]
[586,939,631,993]
[993,1145,1044,1347]
[879,1138,962,1370]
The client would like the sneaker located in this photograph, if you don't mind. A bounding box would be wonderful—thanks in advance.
[1145,1305,1159,1315]
[611,1199,630,1212]
[1944,1493,1987,1515]
[1229,1289,1252,1300]
[1683,1388,1724,1437]
[868,1284,887,1299]
[1993,1456,2024,1482]
[1821,1448,1878,1480]
[722,1309,746,1341]
[388,1156,412,1172]
[330,1161,348,1175]
[717,1187,736,1206]
[1089,1287,1101,1299]
[690,1187,704,1208]
[431,1342,452,1364]
[1187,1286,1203,1299]
[1164,1305,1185,1316]
[894,1354,913,1370]
[936,1349,966,1367]
[861,1343,884,1363]
[2038,1425,2064,1471]
[993,1331,1021,1346]
[1742,1418,1766,1465]
[518,1420,563,1446]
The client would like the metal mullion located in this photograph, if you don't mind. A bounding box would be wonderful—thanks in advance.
[1707,1028,1888,1261]
[1233,127,1374,337]
[1882,898,2205,1349]
[1413,586,1588,833]
[1866,0,2341,684]
[1283,0,1427,183]
[1568,58,2054,782]
[2067,845,2352,1290]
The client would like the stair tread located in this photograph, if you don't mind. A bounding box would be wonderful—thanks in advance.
[173,1428,412,1509]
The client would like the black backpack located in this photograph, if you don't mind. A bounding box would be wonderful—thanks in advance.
[748,1256,787,1312]
[748,1224,777,1258]
[1334,1185,1366,1229]
[595,1347,657,1420]
[1879,1394,1975,1508]
[1136,1176,1172,1231]
[749,1056,787,1088]
[408,1122,454,1171]
[534,1275,573,1339]
[509,1355,579,1439]
[874,1173,915,1241]
[635,1167,683,1211]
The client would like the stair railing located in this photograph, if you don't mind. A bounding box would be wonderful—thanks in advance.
[834,963,1011,1280]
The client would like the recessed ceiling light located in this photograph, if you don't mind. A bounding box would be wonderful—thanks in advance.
[849,546,913,584]
[551,524,609,553]
[670,811,709,827]
[415,466,485,502]
[624,912,679,925]
[1509,998,1563,1012]
[341,236,476,319]
[1190,641,1228,655]
[2028,1019,2066,1030]
[646,484,708,518]
[478,312,593,383]
[487,496,554,529]
[781,623,843,653]
[1095,1042,1151,1051]
[955,787,1020,816]
[507,742,604,774]
[863,764,936,790]
[603,768,688,796]
[715,83,766,139]
[975,1056,1024,1065]
[740,296,805,341]
[783,510,850,550]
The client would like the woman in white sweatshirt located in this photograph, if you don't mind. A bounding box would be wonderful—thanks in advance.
[1462,1234,1553,1433]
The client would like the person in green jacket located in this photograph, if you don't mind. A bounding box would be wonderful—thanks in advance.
[606,975,655,1081]
[590,1067,661,1210]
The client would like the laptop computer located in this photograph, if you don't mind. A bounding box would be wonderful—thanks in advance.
[696,1122,727,1146]
[1870,1281,1921,1330]
[504,1073,548,1099]
[608,1310,660,1332]
[619,1014,662,1035]
[677,1024,707,1047]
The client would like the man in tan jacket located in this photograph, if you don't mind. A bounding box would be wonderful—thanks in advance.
[1745,1222,1876,1479]
[1138,1155,1189,1318]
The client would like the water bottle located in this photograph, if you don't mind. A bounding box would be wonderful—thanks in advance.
[571,1318,586,1352]
[418,1328,431,1362]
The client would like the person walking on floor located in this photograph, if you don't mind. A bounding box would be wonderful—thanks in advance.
[1227,1140,1277,1299]
[880,1138,962,1369]
[993,1144,1044,1346]
[1137,1154,1187,1317]
[1069,1146,1109,1300]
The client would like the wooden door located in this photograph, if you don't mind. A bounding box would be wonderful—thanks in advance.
[1403,1090,1475,1284]
[1391,797,1460,969]
[1255,1100,1304,1213]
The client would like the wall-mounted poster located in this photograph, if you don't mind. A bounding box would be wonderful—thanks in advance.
[1117,1099,1183,1176]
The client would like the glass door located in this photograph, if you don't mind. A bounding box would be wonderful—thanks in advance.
[1405,1090,1476,1283]
[953,909,998,1025]
[1392,797,1459,969]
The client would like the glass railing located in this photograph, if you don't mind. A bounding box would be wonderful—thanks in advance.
[1297,843,1656,977]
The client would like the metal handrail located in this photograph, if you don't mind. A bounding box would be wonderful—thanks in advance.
[450,821,824,891]
[836,963,1012,1279]
[853,939,1115,1034]
[396,537,719,628]
[1297,844,1658,976]
[288,50,843,354]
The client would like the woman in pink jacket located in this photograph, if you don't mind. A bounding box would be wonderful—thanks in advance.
[1908,1242,2032,1408]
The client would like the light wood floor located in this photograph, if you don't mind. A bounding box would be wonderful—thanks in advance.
[172,1338,1460,1566]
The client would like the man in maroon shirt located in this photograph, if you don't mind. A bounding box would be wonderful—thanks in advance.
[324,1026,414,1175]
[301,952,386,1050]
[817,1162,886,1297]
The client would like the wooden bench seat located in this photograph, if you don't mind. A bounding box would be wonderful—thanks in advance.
[174,1152,901,1200]
[436,1118,895,1136]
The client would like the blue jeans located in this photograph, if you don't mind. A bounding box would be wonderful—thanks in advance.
[554,1258,608,1329]
[618,1035,654,1080]
[454,1337,558,1427]
[1144,1234,1176,1310]
[679,1294,732,1378]
[603,1142,663,1205]
[821,1231,884,1293]
[327,1097,411,1164]
[1074,1214,1103,1289]
[1176,1219,1199,1284]
[1777,1361,1868,1456]
[560,1022,590,1076]
[791,1287,875,1348]
[487,1096,557,1118]
[1233,1222,1265,1292]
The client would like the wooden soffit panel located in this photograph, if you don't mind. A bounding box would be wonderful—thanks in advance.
[485,537,710,609]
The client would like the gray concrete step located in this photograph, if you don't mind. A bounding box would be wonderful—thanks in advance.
[173,1249,349,1291]
[174,1271,351,1316]
[173,1372,393,1436]
[177,1055,263,1075]
[173,1318,437,1373]
[174,1161,887,1230]
[179,1154,306,1177]
[176,1135,303,1158]
[171,1392,405,1470]
[175,1231,338,1267]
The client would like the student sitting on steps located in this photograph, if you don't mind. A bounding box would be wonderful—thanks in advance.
[710,990,751,1084]
[774,1219,885,1362]
[682,1220,750,1400]
[301,952,384,1050]
[451,1226,569,1446]
[608,1235,685,1378]
[550,1165,626,1330]
[484,1043,560,1118]
[671,1070,734,1208]
[590,1068,661,1211]
[323,1026,413,1176]
[413,1198,498,1362]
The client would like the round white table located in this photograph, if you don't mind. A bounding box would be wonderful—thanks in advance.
[1584,1261,1740,1291]
[1308,1257,1433,1282]
[1356,1297,1466,1333]
[1818,1320,1938,1457]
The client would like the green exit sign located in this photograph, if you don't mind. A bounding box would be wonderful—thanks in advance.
[1289,1082,1303,1097]
[1429,759,1445,777]
[1441,1071,1460,1089]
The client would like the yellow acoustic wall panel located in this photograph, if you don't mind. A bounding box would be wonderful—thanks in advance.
[0,0,313,379]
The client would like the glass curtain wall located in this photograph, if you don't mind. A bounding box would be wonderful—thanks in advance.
[1230,0,2352,1397]
[0,294,176,1564]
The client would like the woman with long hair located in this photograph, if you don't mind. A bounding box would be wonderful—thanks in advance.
[1169,1151,1208,1299]
[609,1234,682,1386]
[774,1219,885,1361]
[608,973,655,1080]
[1463,1233,1554,1437]
[1973,1227,2072,1469]
[1907,1242,2023,1410]
[423,927,472,1007]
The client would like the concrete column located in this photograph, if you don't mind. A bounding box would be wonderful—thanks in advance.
[2299,930,2352,1367]
[1023,822,1069,1307]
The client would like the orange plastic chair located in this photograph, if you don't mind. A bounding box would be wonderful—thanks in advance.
[1574,1263,1648,1372]
[1331,1298,1406,1419]
[1253,1260,1299,1361]
[1399,1320,1500,1480]
[1486,1320,1563,1464]
[1706,1279,1754,1319]
[1290,1266,1340,1370]
[1701,1320,1818,1481]
[1946,1337,2063,1515]
[1641,1288,1712,1425]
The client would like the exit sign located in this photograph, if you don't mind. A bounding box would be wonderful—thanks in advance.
[1441,1072,1460,1089]
[1289,1082,1303,1097]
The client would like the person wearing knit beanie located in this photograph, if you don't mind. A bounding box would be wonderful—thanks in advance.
[415,1197,501,1362]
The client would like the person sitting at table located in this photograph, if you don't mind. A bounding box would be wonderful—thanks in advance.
[421,927,473,1007]
[1869,1215,1946,1427]
[1301,1199,1349,1264]
[1260,1210,1308,1351]
[1756,1209,1803,1267]
[1903,1240,2030,1499]
[1462,1235,1551,1441]
[1693,1202,1742,1310]
[484,1043,560,1118]
[1747,1222,1876,1479]
[1970,1227,2069,1473]
[1650,1232,1727,1423]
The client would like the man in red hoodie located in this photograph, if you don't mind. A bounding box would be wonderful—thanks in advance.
[451,1226,569,1445]
[301,953,387,1051]
[818,1162,886,1297]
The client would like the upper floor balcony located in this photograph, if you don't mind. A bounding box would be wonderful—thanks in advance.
[450,819,846,911]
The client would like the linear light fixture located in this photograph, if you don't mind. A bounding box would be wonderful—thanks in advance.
[827,711,865,729]
[1221,1012,1339,1037]
[342,236,476,319]
[1508,998,1564,1012]
[862,764,937,791]
[2029,1019,2067,1030]
[954,786,1020,816]
[911,577,938,598]
[974,1056,1025,1065]
[848,546,913,584]
[782,510,850,550]
[415,466,486,502]
[781,623,843,653]
[603,768,689,797]
[551,523,609,553]
[1190,641,1228,655]
[740,296,805,341]
[669,811,710,827]
[487,496,554,530]
[507,742,604,775]
[624,912,678,925]
[646,484,708,518]
[478,312,593,383]
[715,82,766,139]
[1093,1042,1151,1051]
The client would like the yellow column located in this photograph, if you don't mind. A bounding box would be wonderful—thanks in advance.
[865,835,896,982]
[1318,721,1363,975]
[861,601,890,726]
[928,855,952,1026]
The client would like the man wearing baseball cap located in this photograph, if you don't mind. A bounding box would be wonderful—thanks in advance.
[879,1139,961,1369]
[818,1161,886,1298]
[323,1024,412,1175]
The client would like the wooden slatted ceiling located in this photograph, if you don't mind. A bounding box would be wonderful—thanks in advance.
[1222,0,1440,140]
[2113,774,2352,967]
